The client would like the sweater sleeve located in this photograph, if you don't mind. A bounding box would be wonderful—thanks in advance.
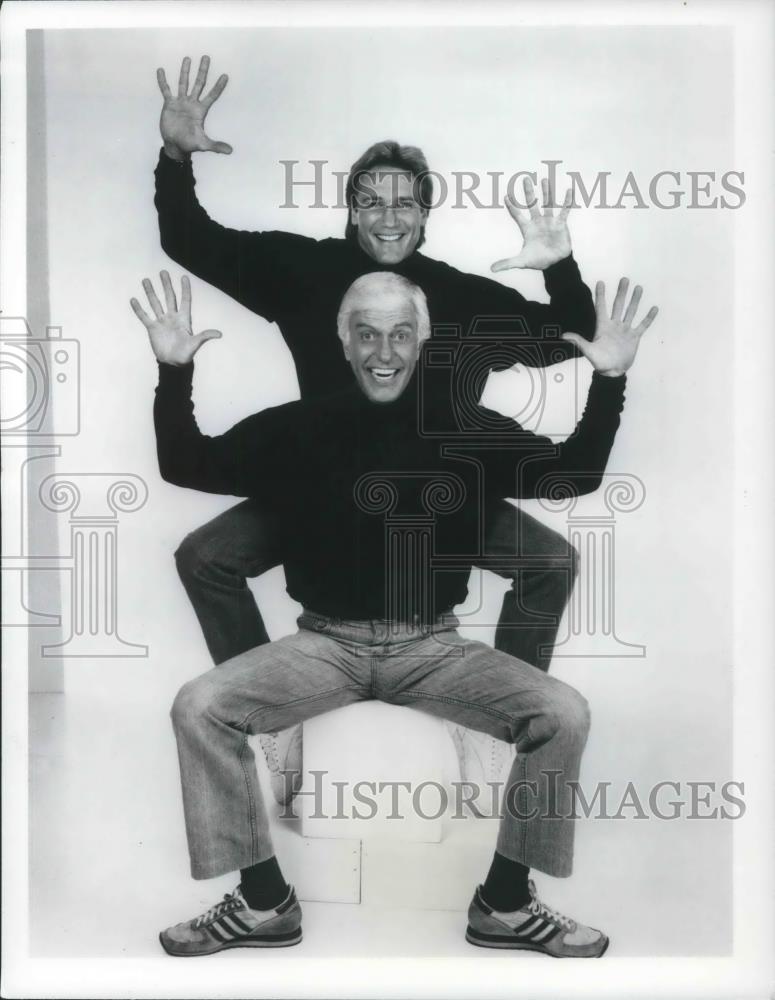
[154,149,320,323]
[482,371,627,500]
[455,254,596,369]
[153,361,285,497]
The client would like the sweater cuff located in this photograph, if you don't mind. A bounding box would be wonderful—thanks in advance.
[542,252,580,291]
[589,369,627,405]
[157,146,194,176]
[157,360,194,391]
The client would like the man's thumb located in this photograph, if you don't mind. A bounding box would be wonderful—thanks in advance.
[191,329,223,353]
[561,332,589,356]
[491,253,527,273]
[205,139,233,155]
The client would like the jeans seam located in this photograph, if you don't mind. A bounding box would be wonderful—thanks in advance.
[235,682,364,866]
[518,753,528,860]
[237,683,364,732]
[238,732,259,865]
[399,689,513,724]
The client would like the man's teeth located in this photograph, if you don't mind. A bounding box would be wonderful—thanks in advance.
[376,234,403,242]
[370,369,397,381]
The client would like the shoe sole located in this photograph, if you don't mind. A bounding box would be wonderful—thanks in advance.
[159,927,302,957]
[466,926,609,958]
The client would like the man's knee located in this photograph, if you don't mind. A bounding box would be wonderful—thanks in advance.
[174,524,244,585]
[512,684,590,747]
[533,524,579,578]
[565,540,580,583]
[174,528,211,584]
[504,521,580,583]
[530,536,579,589]
[171,676,215,732]
[549,686,590,742]
[174,511,276,586]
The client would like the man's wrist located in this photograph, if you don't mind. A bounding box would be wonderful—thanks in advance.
[162,142,190,164]
[542,251,573,272]
[158,359,194,379]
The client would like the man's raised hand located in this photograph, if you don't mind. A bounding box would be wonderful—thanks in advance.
[491,176,573,272]
[562,279,658,377]
[131,272,222,366]
[157,55,232,160]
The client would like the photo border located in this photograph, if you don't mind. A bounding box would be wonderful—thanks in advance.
[2,1,773,997]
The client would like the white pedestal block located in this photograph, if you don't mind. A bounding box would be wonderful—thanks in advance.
[254,735,361,904]
[272,824,361,903]
[256,718,497,907]
[300,701,447,843]
[361,819,496,910]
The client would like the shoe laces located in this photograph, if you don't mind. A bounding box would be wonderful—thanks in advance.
[259,733,280,772]
[526,880,576,932]
[489,739,511,777]
[193,889,244,929]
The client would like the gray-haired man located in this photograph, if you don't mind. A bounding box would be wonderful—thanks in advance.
[132,267,657,957]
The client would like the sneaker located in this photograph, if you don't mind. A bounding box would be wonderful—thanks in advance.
[466,880,608,958]
[159,885,302,957]
[445,723,515,818]
[259,724,303,806]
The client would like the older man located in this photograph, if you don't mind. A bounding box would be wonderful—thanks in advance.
[154,56,599,798]
[131,267,657,958]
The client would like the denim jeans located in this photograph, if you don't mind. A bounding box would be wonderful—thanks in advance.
[174,499,578,672]
[171,611,590,881]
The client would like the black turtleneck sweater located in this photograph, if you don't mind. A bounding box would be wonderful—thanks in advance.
[154,151,596,405]
[155,364,626,621]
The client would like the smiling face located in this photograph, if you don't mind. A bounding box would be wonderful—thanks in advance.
[342,288,422,404]
[350,165,428,265]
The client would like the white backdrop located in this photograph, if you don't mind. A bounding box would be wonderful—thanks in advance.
[41,24,734,786]
[10,18,743,975]
[4,0,773,992]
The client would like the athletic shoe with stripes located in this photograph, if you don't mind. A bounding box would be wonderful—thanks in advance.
[466,880,608,958]
[159,885,302,957]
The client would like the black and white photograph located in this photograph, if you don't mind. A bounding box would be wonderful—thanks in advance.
[1,1,773,997]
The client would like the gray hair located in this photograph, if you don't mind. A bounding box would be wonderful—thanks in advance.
[336,272,431,346]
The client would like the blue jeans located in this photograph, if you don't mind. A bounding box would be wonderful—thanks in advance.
[174,499,578,671]
[171,611,590,881]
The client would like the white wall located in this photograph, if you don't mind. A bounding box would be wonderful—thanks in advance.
[40,24,733,814]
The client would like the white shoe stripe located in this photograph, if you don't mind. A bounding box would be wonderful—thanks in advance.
[512,916,543,936]
[221,914,249,936]
[212,918,236,940]
[516,917,551,939]
[208,924,229,944]
[531,924,557,942]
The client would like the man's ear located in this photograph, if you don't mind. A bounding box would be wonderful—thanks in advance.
[342,341,351,361]
[350,204,359,229]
